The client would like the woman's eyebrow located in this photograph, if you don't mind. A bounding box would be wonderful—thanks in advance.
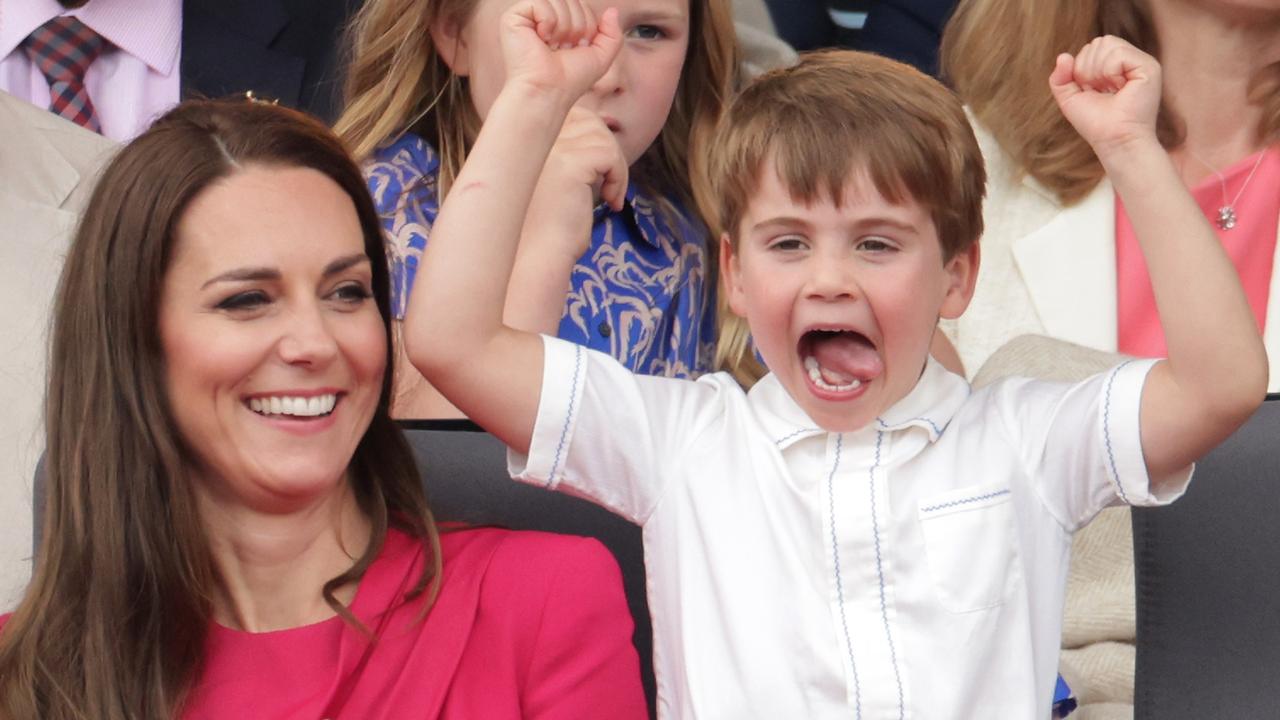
[201,267,279,289]
[323,253,371,277]
[199,254,369,289]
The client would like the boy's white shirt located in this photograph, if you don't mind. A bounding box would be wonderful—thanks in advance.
[509,336,1191,719]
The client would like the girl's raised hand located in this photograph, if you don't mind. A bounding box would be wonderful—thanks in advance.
[500,0,623,106]
[1049,35,1162,160]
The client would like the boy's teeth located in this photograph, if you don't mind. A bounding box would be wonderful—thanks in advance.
[248,394,338,417]
[803,355,862,392]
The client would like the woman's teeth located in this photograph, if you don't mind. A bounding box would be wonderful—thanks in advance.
[248,394,337,417]
[804,356,862,392]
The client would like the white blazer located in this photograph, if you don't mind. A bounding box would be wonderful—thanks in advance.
[0,92,114,608]
[946,121,1280,393]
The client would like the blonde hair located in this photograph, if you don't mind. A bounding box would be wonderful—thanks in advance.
[941,0,1280,205]
[336,0,739,211]
[708,50,986,385]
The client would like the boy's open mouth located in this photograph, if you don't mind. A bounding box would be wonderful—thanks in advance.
[798,329,883,393]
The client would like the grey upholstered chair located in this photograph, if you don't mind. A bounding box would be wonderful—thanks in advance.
[1133,396,1280,719]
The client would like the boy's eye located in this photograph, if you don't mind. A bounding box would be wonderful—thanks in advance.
[857,237,894,252]
[215,290,270,312]
[626,24,666,40]
[769,237,806,252]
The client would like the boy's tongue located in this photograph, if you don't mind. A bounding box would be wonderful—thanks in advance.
[809,332,883,386]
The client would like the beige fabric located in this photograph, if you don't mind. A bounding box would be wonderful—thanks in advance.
[0,91,115,611]
[732,0,798,77]
[974,335,1136,719]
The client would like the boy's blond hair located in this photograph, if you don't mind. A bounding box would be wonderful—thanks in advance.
[706,50,986,384]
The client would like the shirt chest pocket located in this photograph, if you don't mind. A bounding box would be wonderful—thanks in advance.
[917,484,1019,613]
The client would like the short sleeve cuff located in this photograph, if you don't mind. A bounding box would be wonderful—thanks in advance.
[506,336,588,490]
[1101,359,1193,506]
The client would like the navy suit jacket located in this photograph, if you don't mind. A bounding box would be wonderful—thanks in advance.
[180,0,358,122]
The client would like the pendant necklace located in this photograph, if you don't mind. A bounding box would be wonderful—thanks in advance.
[1186,148,1268,231]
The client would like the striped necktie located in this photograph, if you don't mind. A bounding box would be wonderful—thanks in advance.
[21,16,107,133]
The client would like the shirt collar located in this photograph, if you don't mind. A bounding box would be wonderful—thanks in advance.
[747,356,972,451]
[1,0,181,77]
[592,184,667,249]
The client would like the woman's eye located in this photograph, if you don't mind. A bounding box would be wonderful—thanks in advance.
[215,290,269,312]
[331,282,372,305]
[627,24,666,40]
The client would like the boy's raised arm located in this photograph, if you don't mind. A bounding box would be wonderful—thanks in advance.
[1050,36,1268,484]
[402,1,623,454]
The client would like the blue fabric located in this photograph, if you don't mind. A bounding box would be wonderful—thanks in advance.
[365,133,716,378]
[1052,674,1077,718]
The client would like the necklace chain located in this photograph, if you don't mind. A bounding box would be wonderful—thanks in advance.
[1185,147,1269,230]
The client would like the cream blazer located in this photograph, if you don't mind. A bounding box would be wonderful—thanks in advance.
[945,121,1280,393]
[0,92,114,608]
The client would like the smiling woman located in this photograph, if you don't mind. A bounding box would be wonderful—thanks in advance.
[0,99,645,720]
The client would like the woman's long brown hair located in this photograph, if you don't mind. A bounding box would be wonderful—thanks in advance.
[941,0,1280,205]
[0,99,441,720]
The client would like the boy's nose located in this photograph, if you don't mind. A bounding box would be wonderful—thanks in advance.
[805,257,858,301]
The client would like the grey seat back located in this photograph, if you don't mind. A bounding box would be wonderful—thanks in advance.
[1133,396,1280,719]
[402,420,655,713]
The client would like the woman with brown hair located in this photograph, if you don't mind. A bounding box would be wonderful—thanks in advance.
[0,98,645,720]
[941,0,1280,389]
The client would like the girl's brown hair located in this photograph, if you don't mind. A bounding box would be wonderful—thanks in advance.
[941,0,1280,205]
[0,99,441,720]
[334,0,739,213]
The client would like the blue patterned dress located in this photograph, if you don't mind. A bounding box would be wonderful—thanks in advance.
[365,133,716,378]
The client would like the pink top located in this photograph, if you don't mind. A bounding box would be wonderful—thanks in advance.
[0,527,647,719]
[1116,148,1279,358]
[0,0,181,141]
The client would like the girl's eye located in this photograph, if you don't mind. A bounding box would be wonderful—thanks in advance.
[215,290,270,312]
[627,24,666,40]
[331,282,373,305]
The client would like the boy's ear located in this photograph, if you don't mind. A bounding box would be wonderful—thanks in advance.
[431,18,471,75]
[939,242,981,320]
[719,233,748,319]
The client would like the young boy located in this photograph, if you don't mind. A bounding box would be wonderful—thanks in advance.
[406,4,1269,717]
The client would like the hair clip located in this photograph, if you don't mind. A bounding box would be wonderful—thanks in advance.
[243,90,280,106]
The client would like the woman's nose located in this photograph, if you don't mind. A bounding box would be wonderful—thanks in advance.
[277,304,339,366]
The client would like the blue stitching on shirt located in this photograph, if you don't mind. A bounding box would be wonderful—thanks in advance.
[869,430,906,718]
[1103,361,1133,504]
[546,345,584,489]
[774,427,820,446]
[826,435,861,718]
[877,415,943,437]
[919,489,1012,514]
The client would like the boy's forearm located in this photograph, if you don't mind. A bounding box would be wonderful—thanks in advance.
[1100,138,1268,410]
[404,85,572,369]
